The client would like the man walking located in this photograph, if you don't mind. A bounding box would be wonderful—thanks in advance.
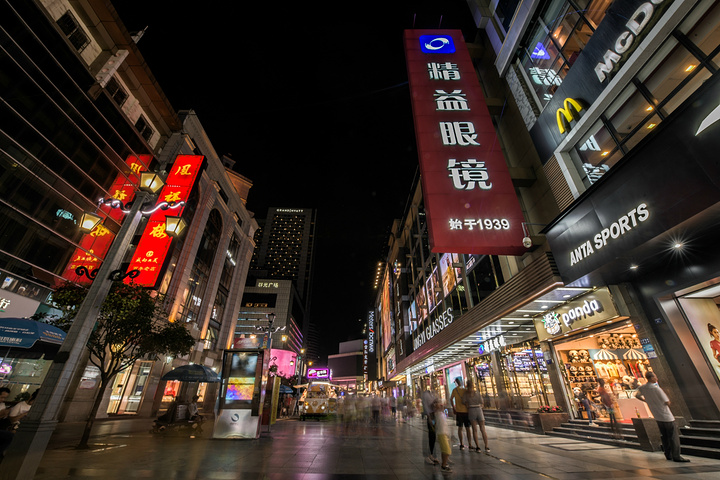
[635,371,689,462]
[421,388,438,465]
[450,377,471,449]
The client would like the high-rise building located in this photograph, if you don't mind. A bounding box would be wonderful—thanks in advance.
[251,208,316,304]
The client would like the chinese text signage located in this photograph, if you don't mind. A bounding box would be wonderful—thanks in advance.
[128,155,203,286]
[405,30,526,255]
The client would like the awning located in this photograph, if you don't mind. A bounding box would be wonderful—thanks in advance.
[0,317,66,349]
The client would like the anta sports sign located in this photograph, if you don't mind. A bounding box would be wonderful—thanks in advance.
[529,0,675,162]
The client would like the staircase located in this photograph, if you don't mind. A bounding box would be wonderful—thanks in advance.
[547,419,641,449]
[679,420,720,460]
[483,410,540,433]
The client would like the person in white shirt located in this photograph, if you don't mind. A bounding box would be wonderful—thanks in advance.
[635,372,689,462]
[8,389,38,428]
[0,387,10,420]
[433,400,452,472]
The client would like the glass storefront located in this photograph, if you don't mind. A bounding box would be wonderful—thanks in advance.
[551,321,656,422]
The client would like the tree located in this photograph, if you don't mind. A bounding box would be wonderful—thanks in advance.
[47,281,194,449]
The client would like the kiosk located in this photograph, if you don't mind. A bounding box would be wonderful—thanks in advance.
[213,349,270,439]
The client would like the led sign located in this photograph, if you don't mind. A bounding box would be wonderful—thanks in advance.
[534,288,618,341]
[531,42,551,60]
[367,311,375,354]
[556,98,583,134]
[307,368,329,379]
[127,155,203,287]
[405,30,526,255]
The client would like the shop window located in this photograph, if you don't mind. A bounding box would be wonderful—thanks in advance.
[661,67,713,115]
[606,85,652,140]
[549,7,581,49]
[638,38,699,106]
[574,0,611,30]
[680,0,720,57]
[572,120,621,184]
[621,113,662,152]
[553,322,654,421]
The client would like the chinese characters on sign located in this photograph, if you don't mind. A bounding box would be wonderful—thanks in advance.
[127,155,203,287]
[405,30,526,255]
[59,155,152,286]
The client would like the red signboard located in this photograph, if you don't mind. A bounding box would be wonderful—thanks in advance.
[59,155,152,285]
[126,155,203,287]
[405,30,526,255]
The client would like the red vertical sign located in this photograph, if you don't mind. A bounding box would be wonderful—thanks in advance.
[405,30,526,255]
[59,155,152,285]
[127,155,203,287]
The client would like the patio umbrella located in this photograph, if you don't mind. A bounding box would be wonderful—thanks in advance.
[161,364,221,383]
[0,317,66,349]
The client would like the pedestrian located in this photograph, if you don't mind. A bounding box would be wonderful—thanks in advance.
[187,395,201,421]
[0,387,12,458]
[6,389,38,430]
[421,388,439,465]
[597,379,620,439]
[635,371,689,462]
[0,387,9,421]
[464,380,490,452]
[575,384,596,426]
[390,395,397,419]
[434,399,453,472]
[450,377,471,450]
[371,394,381,423]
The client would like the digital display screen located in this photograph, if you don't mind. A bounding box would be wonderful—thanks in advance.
[224,352,258,407]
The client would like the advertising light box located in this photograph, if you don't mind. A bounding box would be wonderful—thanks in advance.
[405,30,526,255]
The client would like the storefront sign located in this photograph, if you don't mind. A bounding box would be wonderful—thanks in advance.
[413,307,454,350]
[545,72,720,285]
[529,0,675,161]
[367,310,375,354]
[405,30,526,255]
[534,288,619,341]
[483,335,506,353]
[307,368,329,379]
[128,155,203,287]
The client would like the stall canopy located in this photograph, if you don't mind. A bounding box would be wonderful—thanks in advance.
[161,364,221,383]
[0,317,66,348]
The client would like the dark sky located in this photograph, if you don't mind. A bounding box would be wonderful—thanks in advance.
[114,1,475,360]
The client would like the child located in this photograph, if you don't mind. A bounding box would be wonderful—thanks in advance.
[433,400,452,472]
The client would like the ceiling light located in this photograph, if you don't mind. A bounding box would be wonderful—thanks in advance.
[540,306,548,310]
[645,106,653,111]
[685,65,697,72]
[673,242,683,249]
[601,151,609,156]
[563,294,571,298]
[647,123,656,129]
[630,265,639,270]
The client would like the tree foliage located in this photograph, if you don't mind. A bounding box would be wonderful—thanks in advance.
[46,281,194,448]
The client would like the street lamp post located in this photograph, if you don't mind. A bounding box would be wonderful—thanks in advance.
[2,172,174,480]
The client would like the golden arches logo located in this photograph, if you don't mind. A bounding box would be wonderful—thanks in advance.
[556,98,583,134]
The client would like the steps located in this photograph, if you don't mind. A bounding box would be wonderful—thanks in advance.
[547,419,642,449]
[679,420,720,460]
[482,410,540,433]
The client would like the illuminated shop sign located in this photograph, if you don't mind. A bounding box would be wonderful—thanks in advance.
[569,203,649,266]
[405,30,526,255]
[0,298,9,311]
[307,368,329,379]
[60,155,151,286]
[363,339,368,374]
[413,307,454,350]
[534,288,619,341]
[127,155,203,287]
[529,0,674,162]
[483,335,506,353]
[594,0,671,83]
[367,311,375,354]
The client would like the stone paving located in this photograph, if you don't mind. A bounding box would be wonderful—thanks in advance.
[17,416,720,479]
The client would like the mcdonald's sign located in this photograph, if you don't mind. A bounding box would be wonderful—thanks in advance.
[556,98,583,134]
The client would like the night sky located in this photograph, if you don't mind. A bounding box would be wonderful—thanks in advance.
[114,1,476,360]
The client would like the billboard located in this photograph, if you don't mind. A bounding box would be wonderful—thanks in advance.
[405,30,526,255]
[127,155,203,286]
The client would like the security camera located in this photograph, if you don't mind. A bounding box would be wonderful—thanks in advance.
[522,236,533,249]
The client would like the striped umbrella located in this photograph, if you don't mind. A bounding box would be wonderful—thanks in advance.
[593,348,619,360]
[623,349,647,360]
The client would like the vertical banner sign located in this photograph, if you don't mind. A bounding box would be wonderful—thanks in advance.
[405,30,526,255]
[60,155,152,285]
[127,155,203,287]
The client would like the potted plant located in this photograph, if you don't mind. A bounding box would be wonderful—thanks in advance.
[536,405,569,432]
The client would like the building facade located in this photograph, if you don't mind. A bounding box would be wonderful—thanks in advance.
[372,1,720,445]
[0,0,258,421]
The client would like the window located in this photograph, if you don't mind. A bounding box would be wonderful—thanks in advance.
[105,77,128,107]
[134,116,154,142]
[56,11,89,52]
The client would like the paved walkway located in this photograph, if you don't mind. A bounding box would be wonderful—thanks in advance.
[21,416,720,479]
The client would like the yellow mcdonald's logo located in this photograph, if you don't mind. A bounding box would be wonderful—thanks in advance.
[556,98,583,134]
